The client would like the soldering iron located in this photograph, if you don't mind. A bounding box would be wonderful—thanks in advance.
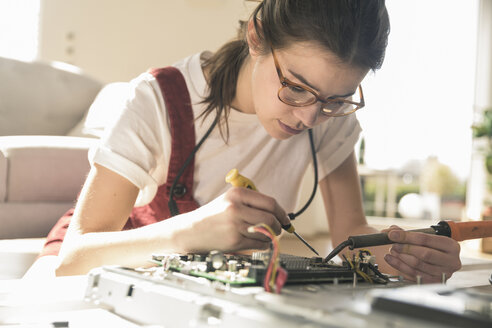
[324,219,492,262]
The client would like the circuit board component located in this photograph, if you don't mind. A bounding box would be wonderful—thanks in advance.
[149,250,388,287]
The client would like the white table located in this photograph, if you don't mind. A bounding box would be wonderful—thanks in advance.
[1,257,491,327]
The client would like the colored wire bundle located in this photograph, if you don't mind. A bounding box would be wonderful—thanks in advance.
[358,249,389,283]
[247,223,287,293]
[342,252,373,283]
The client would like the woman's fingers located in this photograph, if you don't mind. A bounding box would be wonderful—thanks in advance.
[381,225,402,233]
[389,248,453,277]
[186,188,288,253]
[235,220,273,243]
[384,253,444,283]
[225,187,287,233]
[237,203,282,235]
[384,228,462,282]
[388,230,460,253]
[231,222,272,250]
[390,243,454,267]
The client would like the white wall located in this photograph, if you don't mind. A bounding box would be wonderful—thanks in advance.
[38,0,256,83]
[0,0,40,61]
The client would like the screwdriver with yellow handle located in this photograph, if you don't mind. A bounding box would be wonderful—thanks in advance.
[323,219,492,262]
[225,168,320,256]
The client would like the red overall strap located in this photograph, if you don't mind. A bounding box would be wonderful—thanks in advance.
[40,66,199,256]
[126,67,199,228]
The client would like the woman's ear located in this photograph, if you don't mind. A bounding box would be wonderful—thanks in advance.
[246,18,263,57]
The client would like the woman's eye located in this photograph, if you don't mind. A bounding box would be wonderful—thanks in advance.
[288,85,307,94]
[324,101,345,113]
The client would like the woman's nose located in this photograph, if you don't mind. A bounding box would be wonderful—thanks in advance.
[292,103,320,128]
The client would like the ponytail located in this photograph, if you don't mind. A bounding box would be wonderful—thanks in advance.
[199,23,249,141]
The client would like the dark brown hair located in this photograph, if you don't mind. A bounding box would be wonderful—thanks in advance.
[199,0,390,140]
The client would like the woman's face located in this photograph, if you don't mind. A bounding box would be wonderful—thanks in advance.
[247,42,369,140]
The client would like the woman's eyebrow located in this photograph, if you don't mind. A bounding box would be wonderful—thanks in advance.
[328,91,356,99]
[287,68,356,98]
[288,69,320,92]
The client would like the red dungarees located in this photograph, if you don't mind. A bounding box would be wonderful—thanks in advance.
[40,67,200,257]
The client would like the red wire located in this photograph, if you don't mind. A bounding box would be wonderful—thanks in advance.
[252,227,274,291]
[251,226,278,292]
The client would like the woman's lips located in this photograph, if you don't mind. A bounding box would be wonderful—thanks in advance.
[278,120,303,135]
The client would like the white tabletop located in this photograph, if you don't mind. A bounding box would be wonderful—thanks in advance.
[0,275,141,327]
[1,256,491,327]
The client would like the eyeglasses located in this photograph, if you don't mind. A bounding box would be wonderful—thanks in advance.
[271,48,365,117]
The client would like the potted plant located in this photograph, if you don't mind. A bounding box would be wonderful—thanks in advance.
[472,108,492,253]
[472,108,492,174]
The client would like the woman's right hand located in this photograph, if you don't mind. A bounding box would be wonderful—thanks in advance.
[175,186,289,253]
[56,166,289,275]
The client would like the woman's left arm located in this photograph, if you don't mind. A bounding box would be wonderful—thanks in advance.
[319,151,462,282]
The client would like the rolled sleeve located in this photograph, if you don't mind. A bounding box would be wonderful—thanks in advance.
[87,73,170,206]
[89,145,158,206]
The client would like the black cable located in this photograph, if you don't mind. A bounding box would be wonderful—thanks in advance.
[168,118,219,217]
[170,124,318,220]
[323,239,352,263]
[367,262,389,282]
[287,128,318,221]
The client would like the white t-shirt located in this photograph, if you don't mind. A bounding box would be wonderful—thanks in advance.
[89,52,361,214]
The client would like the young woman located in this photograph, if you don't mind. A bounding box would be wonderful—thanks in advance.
[32,0,461,283]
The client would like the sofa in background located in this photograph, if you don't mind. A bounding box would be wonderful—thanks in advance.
[0,56,120,278]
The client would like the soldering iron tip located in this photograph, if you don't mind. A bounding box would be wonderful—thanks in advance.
[323,239,352,263]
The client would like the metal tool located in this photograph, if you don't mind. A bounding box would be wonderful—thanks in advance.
[323,219,492,262]
[279,222,319,256]
[225,168,320,256]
